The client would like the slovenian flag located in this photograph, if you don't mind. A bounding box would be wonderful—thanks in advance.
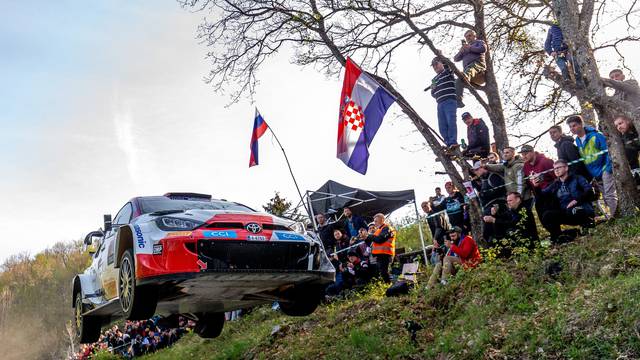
[249,109,269,167]
[337,58,396,174]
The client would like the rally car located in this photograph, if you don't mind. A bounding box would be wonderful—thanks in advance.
[72,193,334,343]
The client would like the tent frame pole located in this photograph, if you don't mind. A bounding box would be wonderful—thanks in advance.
[412,198,429,267]
[307,191,318,231]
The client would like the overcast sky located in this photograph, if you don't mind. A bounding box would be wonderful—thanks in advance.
[1,1,638,263]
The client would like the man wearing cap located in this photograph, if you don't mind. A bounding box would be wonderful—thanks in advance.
[461,112,490,158]
[345,250,373,286]
[520,144,556,228]
[472,161,506,241]
[427,227,481,287]
[429,57,459,148]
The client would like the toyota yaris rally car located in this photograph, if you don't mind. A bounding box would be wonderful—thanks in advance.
[73,193,334,343]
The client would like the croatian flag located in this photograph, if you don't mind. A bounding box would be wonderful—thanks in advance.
[249,109,269,167]
[337,58,396,174]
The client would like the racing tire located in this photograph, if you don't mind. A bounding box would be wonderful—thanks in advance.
[278,285,323,317]
[194,312,225,339]
[74,292,102,344]
[118,249,158,320]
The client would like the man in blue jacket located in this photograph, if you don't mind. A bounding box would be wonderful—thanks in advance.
[544,22,581,83]
[342,207,367,238]
[539,160,596,244]
[567,115,617,217]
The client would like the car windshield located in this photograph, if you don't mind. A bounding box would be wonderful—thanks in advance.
[140,198,254,214]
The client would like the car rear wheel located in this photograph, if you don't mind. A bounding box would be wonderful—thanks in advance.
[74,292,102,343]
[194,312,225,338]
[278,285,323,317]
[119,249,158,320]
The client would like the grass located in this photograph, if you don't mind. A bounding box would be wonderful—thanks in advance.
[134,215,640,359]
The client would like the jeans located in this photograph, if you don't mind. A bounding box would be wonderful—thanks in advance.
[437,98,458,146]
[598,171,618,216]
[555,52,582,83]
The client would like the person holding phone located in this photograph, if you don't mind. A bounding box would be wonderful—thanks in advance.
[453,30,487,107]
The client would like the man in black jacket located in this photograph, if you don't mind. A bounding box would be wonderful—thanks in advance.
[549,125,592,181]
[461,112,490,158]
[472,161,507,241]
[483,192,538,254]
[614,115,640,171]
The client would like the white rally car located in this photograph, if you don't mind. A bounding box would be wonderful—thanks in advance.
[73,193,334,343]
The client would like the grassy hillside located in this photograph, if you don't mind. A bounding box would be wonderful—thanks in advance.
[138,215,640,359]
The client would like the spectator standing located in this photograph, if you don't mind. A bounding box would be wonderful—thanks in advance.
[549,125,592,180]
[544,22,581,82]
[486,151,500,164]
[604,69,640,108]
[421,200,449,265]
[471,161,507,241]
[432,181,466,232]
[461,112,490,158]
[520,145,556,231]
[485,147,531,206]
[315,213,335,251]
[427,227,481,287]
[367,213,396,283]
[538,160,596,243]
[342,207,367,238]
[431,187,446,207]
[454,30,487,107]
[566,115,618,216]
[430,57,459,147]
[614,115,640,171]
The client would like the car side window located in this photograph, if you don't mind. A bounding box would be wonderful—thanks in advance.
[113,203,133,225]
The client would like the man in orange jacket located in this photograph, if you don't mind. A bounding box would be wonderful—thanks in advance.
[367,213,396,283]
[428,226,481,287]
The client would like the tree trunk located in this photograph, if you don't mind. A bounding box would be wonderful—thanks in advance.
[552,0,640,216]
[474,0,510,150]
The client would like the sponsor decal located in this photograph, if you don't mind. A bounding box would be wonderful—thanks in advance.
[247,235,267,241]
[273,232,305,241]
[203,230,238,239]
[166,231,193,237]
[134,225,145,248]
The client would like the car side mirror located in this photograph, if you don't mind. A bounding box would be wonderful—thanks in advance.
[104,214,112,232]
[84,230,104,254]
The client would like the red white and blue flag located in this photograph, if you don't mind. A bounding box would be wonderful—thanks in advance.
[249,109,269,167]
[337,58,396,174]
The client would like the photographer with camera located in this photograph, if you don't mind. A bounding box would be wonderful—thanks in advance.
[535,159,596,244]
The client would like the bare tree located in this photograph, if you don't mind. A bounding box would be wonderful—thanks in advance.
[545,0,640,216]
[179,0,487,241]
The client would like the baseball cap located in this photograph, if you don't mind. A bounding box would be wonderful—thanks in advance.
[447,226,463,234]
[472,161,482,170]
[461,112,472,119]
[519,145,534,153]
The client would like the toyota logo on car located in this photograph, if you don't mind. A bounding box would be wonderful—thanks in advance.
[245,223,262,234]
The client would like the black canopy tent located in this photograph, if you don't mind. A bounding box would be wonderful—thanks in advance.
[306,180,428,263]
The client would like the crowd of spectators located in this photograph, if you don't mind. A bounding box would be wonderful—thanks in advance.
[72,316,194,359]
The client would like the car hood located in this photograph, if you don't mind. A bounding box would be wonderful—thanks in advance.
[133,209,295,228]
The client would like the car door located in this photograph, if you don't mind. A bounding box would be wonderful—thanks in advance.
[100,202,133,300]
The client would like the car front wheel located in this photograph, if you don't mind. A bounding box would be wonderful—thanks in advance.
[119,249,158,320]
[74,292,102,343]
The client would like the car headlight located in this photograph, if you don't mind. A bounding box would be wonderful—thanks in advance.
[289,222,306,235]
[155,217,204,231]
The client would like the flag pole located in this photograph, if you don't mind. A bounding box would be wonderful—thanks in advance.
[264,122,313,222]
